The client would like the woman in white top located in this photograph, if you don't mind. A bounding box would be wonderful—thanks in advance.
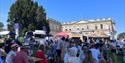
[65,47,81,63]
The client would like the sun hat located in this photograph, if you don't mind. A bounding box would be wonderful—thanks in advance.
[11,43,19,49]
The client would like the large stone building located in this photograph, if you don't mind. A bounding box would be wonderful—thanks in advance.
[62,18,116,40]
[47,18,62,35]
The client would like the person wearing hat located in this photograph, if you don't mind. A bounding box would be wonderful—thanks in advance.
[5,43,18,63]
[5,32,16,53]
[13,46,30,63]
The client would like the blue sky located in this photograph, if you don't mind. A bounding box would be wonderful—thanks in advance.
[0,0,125,34]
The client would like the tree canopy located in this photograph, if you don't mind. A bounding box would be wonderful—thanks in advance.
[7,0,49,35]
[117,32,125,40]
[0,22,4,28]
[0,22,4,31]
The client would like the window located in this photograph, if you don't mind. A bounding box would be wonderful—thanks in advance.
[69,29,71,31]
[77,28,79,30]
[105,25,109,29]
[100,24,103,29]
[87,25,89,29]
[82,28,84,30]
[95,26,97,29]
[65,29,67,31]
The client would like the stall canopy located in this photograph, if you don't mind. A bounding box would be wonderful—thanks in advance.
[33,30,46,35]
[56,32,69,38]
[0,31,10,35]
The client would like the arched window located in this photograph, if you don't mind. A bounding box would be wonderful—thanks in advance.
[77,28,79,30]
[65,29,67,31]
[82,28,84,30]
[100,24,103,29]
[95,26,97,29]
[87,25,89,29]
[69,29,71,31]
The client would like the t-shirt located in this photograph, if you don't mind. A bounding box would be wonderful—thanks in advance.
[18,37,24,43]
[0,48,4,63]
[56,40,64,50]
[66,56,81,63]
[110,42,116,49]
[90,48,100,63]
[0,48,5,57]
[64,52,70,63]
[35,50,48,63]
[24,37,30,45]
[14,51,30,63]
[5,38,15,53]
[96,39,100,43]
[79,51,85,61]
[5,51,16,63]
[68,47,78,57]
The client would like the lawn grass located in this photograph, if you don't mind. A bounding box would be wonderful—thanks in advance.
[109,50,124,63]
[116,54,124,63]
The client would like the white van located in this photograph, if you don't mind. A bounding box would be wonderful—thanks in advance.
[33,30,47,46]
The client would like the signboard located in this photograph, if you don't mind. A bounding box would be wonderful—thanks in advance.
[14,23,19,38]
[14,23,19,30]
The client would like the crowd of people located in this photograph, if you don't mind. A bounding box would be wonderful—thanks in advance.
[44,37,125,63]
[0,32,125,63]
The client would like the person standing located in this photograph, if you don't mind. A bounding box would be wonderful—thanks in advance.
[35,45,48,63]
[5,44,18,63]
[4,32,17,54]
[122,44,125,62]
[56,37,65,62]
[0,44,6,63]
[83,50,97,63]
[110,40,117,63]
[89,44,100,63]
[65,47,81,63]
[13,46,30,63]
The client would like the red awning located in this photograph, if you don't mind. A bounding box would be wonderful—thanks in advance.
[56,32,69,38]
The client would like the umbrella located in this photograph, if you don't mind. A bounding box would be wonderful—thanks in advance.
[56,32,69,38]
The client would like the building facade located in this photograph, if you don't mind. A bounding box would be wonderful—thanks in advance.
[62,18,116,40]
[47,18,62,35]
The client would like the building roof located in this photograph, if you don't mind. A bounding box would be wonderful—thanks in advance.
[63,18,114,25]
[77,20,89,23]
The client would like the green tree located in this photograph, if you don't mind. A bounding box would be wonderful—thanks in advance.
[0,22,4,28]
[117,32,125,40]
[36,6,47,30]
[7,0,48,35]
[0,22,4,31]
[28,24,36,31]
